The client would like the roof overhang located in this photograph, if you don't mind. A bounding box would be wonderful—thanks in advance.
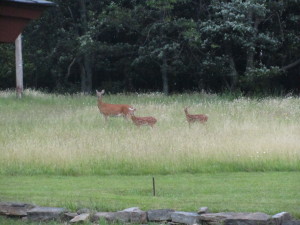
[0,0,55,43]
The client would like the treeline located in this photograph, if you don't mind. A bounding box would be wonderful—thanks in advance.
[1,0,300,95]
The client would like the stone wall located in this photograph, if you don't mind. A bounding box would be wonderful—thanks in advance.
[0,202,299,225]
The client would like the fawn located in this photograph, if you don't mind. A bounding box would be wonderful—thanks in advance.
[130,114,157,128]
[96,90,135,121]
[184,107,208,127]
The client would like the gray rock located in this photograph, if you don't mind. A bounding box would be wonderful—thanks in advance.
[200,212,273,225]
[121,207,142,212]
[27,206,68,221]
[21,216,28,221]
[118,210,147,223]
[171,211,201,225]
[167,222,182,225]
[64,212,78,220]
[282,221,300,225]
[70,213,90,223]
[93,211,131,223]
[93,209,147,224]
[114,211,132,223]
[128,210,147,223]
[77,208,91,214]
[118,207,147,223]
[93,212,116,222]
[148,209,175,221]
[0,202,36,216]
[198,207,210,214]
[273,212,292,225]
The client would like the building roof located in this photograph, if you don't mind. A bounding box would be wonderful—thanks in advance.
[0,0,55,42]
[1,0,55,7]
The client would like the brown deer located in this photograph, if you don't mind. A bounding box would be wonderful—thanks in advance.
[184,107,208,127]
[130,114,157,128]
[96,90,135,121]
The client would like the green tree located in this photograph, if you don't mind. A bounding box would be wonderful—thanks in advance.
[23,0,101,93]
[198,0,281,91]
[3,0,299,94]
[0,44,15,89]
[133,0,191,94]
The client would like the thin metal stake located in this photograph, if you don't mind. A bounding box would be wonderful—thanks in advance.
[152,177,156,196]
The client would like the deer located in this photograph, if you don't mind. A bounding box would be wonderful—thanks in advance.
[96,90,135,121]
[184,107,208,127]
[129,114,157,128]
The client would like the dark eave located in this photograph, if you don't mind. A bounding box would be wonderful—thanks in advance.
[0,0,55,43]
[1,0,55,7]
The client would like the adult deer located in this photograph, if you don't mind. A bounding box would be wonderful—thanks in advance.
[96,90,135,121]
[184,107,208,127]
[130,114,157,128]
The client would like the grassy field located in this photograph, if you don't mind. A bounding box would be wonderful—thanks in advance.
[0,89,299,175]
[0,90,300,224]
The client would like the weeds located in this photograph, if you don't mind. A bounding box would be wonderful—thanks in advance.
[0,89,299,175]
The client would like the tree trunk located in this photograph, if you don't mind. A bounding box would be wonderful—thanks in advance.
[246,51,255,71]
[161,52,169,95]
[281,58,300,71]
[246,15,260,73]
[225,42,238,91]
[79,61,86,93]
[83,54,92,93]
[79,0,93,94]
[79,55,92,94]
[228,55,238,90]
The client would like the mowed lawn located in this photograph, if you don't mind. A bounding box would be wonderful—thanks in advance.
[0,172,300,218]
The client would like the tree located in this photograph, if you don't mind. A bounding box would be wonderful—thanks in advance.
[2,0,299,94]
[23,0,98,93]
[133,0,190,94]
[90,1,141,92]
[198,0,280,91]
[0,44,15,89]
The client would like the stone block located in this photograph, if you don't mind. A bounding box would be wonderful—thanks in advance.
[0,202,36,217]
[70,213,90,223]
[64,212,78,220]
[93,212,116,222]
[93,210,147,224]
[121,207,142,212]
[282,221,300,225]
[27,206,68,221]
[171,211,201,225]
[198,207,210,214]
[200,212,273,225]
[273,212,293,225]
[148,209,175,221]
[77,208,91,214]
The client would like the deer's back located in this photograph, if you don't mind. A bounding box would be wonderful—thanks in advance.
[98,102,133,116]
[186,114,208,123]
[132,116,157,126]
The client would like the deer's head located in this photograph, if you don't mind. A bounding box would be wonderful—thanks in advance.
[96,90,105,98]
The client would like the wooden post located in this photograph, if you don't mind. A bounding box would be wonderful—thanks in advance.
[15,34,23,98]
[152,177,156,196]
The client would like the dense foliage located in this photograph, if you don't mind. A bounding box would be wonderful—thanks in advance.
[0,0,300,94]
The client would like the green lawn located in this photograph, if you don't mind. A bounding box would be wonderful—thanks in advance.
[0,172,299,218]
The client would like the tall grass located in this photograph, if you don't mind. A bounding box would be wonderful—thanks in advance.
[0,89,299,175]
